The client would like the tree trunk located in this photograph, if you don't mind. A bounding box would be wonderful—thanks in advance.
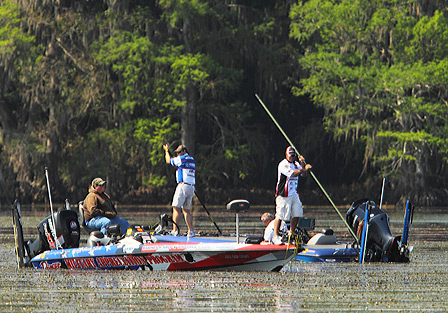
[181,84,197,155]
[180,18,196,155]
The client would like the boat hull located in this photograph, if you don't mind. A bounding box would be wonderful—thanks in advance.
[30,241,295,272]
[295,244,359,263]
[154,235,359,263]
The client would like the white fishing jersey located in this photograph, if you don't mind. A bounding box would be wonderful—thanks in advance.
[275,158,302,197]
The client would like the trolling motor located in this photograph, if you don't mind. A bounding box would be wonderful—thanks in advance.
[152,213,179,235]
[346,198,411,262]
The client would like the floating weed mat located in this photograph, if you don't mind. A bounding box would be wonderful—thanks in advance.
[1,207,448,312]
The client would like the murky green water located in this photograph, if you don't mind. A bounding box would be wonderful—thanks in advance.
[0,204,447,312]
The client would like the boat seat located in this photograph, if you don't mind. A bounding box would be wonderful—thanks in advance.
[245,235,263,244]
[226,199,250,212]
[78,201,101,235]
[78,201,122,236]
[226,199,249,243]
[307,229,337,245]
[78,201,90,234]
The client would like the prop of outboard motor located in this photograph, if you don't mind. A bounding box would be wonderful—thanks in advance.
[346,198,409,262]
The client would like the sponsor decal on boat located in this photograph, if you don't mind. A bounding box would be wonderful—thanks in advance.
[144,254,184,265]
[123,246,137,254]
[70,221,77,229]
[65,257,97,269]
[141,244,191,252]
[224,254,250,259]
[95,255,148,268]
[40,261,62,269]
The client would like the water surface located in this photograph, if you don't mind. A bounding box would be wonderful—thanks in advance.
[0,204,447,312]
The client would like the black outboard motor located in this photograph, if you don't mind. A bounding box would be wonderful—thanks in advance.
[27,210,80,260]
[346,198,408,262]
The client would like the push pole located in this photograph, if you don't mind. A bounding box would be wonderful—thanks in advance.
[255,94,359,243]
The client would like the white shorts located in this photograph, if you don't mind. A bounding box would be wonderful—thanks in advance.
[172,183,194,210]
[275,194,303,221]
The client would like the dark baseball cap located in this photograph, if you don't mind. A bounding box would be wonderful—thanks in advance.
[174,145,187,153]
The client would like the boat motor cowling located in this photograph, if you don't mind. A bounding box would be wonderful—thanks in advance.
[27,209,80,260]
[346,199,408,262]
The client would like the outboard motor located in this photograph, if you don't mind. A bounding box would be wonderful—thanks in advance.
[346,198,408,262]
[27,210,80,259]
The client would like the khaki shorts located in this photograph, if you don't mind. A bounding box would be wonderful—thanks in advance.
[275,194,303,221]
[172,183,195,210]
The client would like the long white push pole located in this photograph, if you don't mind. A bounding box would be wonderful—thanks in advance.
[45,167,62,249]
[255,94,359,243]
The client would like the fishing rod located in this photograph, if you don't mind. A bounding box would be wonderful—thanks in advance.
[255,94,359,243]
[194,190,223,236]
[44,167,62,249]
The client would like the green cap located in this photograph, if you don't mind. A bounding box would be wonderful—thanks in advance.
[92,177,106,187]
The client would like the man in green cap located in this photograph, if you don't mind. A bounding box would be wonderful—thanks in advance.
[82,177,129,235]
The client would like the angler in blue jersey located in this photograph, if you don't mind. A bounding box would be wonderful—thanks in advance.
[163,143,196,237]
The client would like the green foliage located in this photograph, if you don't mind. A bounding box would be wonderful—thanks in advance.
[407,10,448,62]
[95,31,153,114]
[3,0,448,205]
[0,1,34,52]
[159,0,209,27]
[171,54,211,90]
[290,0,448,202]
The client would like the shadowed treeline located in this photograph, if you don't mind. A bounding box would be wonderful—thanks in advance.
[1,1,448,206]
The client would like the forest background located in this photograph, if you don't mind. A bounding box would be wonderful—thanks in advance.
[1,0,447,208]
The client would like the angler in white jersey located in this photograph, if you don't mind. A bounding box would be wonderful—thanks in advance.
[272,146,312,245]
[163,143,196,237]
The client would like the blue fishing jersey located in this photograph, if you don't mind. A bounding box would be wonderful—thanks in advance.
[170,153,196,185]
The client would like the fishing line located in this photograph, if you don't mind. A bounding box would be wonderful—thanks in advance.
[255,94,359,243]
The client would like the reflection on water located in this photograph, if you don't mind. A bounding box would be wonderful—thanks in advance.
[0,205,447,312]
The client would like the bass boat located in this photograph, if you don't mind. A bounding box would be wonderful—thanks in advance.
[153,198,414,263]
[12,199,296,272]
